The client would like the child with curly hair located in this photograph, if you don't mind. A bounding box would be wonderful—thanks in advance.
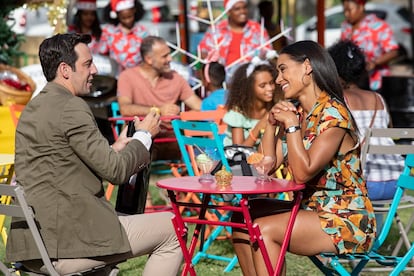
[223,59,280,149]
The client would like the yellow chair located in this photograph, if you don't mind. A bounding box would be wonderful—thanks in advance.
[0,106,15,154]
[9,104,25,128]
[0,104,22,246]
[0,153,14,245]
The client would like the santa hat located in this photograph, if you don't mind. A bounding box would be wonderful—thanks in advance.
[355,0,367,5]
[110,0,135,12]
[76,0,97,10]
[224,0,247,11]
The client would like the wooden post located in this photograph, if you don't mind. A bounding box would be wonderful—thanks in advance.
[316,0,325,47]
[178,0,189,64]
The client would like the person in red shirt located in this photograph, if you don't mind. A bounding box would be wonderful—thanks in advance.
[340,0,399,92]
[68,0,101,54]
[117,36,201,117]
[98,0,148,71]
[199,0,273,69]
[117,36,202,161]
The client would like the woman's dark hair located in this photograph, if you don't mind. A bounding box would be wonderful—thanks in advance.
[281,40,359,134]
[226,62,277,117]
[103,0,145,25]
[72,10,102,41]
[202,61,225,87]
[328,40,370,90]
[39,33,91,81]
[280,40,345,105]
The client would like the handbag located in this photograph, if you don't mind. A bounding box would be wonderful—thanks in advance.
[115,121,152,215]
[115,163,151,215]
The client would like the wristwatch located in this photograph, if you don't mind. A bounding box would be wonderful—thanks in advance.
[285,125,301,134]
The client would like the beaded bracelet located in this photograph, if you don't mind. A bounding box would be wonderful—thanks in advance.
[249,130,257,142]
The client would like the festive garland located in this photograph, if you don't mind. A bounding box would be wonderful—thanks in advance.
[26,0,67,34]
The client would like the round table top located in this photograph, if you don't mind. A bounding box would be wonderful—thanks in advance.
[0,154,14,166]
[156,176,305,195]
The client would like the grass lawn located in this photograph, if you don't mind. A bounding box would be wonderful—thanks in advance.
[1,173,414,275]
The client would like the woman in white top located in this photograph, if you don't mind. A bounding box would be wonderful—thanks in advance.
[328,40,405,201]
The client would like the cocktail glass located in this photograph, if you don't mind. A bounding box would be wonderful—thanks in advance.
[195,150,219,184]
[252,156,276,184]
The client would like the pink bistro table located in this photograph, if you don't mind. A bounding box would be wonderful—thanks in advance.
[156,176,305,276]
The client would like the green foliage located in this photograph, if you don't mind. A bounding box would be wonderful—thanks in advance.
[0,0,26,65]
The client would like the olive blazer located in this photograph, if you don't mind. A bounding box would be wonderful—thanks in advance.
[6,83,150,261]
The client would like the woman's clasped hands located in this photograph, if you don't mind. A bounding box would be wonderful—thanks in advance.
[268,100,300,130]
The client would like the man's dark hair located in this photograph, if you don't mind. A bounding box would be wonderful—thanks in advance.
[39,33,91,81]
[140,35,166,59]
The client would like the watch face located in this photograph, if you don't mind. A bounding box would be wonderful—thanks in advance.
[286,126,300,134]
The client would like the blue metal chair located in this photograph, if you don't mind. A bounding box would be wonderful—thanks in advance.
[110,101,125,136]
[310,154,414,275]
[172,119,239,272]
[109,101,181,175]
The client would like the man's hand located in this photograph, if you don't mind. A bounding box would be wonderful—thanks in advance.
[111,127,132,152]
[134,110,161,137]
[159,103,180,116]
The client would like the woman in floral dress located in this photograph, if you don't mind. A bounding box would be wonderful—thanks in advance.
[232,40,376,276]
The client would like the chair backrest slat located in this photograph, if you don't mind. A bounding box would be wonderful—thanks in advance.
[180,107,227,136]
[0,205,25,217]
[371,128,414,138]
[366,145,414,155]
[361,128,414,169]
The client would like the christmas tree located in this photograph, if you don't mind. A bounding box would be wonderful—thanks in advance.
[0,0,26,65]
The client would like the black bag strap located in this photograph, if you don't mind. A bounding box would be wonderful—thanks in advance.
[211,151,253,176]
[211,161,223,175]
[234,151,253,176]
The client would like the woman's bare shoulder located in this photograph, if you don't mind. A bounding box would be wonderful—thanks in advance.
[344,88,380,110]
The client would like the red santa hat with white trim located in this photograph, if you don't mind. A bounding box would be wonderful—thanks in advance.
[110,0,135,12]
[76,0,97,10]
[224,0,247,10]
